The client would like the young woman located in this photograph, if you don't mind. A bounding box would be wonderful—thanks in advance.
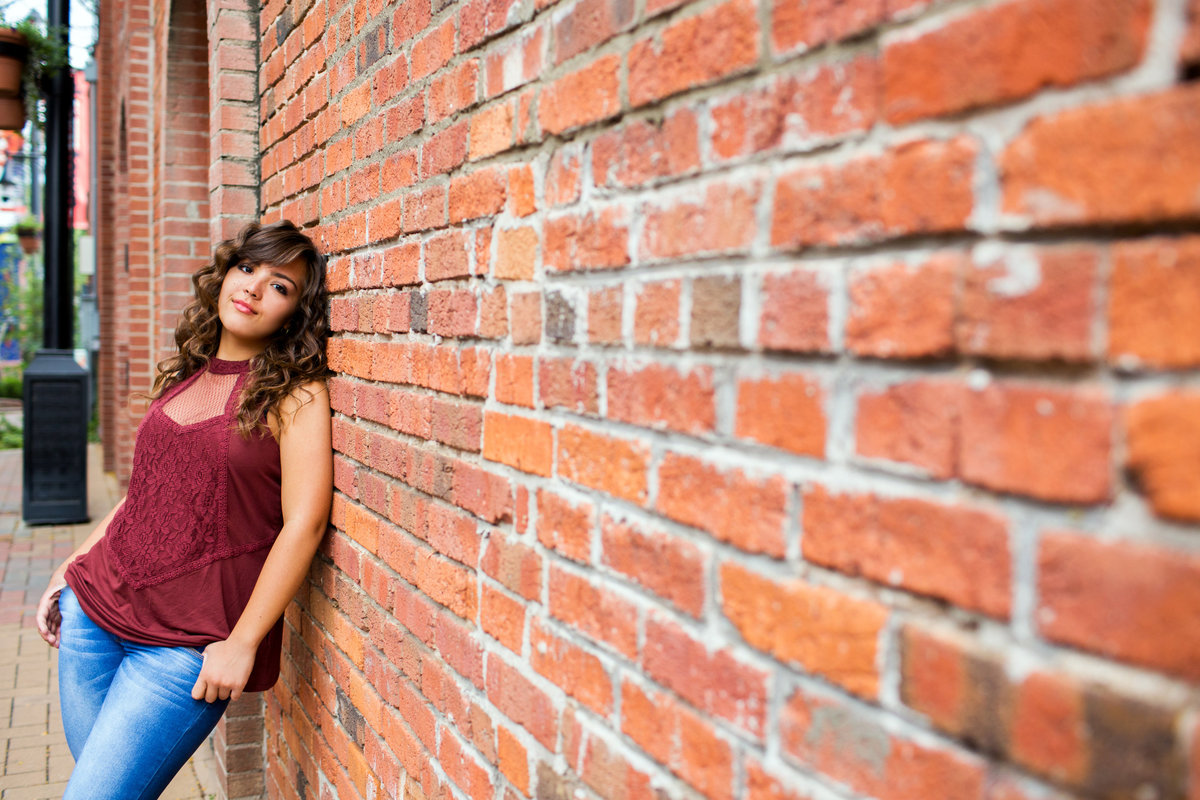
[35,220,333,800]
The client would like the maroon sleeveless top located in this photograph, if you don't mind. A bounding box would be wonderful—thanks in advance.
[65,357,286,692]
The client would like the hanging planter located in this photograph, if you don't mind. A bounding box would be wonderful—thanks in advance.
[14,215,39,254]
[0,17,67,132]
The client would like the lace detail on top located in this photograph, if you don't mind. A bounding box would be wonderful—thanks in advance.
[106,359,275,589]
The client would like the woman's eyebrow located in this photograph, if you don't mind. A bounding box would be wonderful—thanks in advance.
[269,271,299,288]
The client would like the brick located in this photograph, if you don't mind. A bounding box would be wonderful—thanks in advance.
[1039,531,1200,680]
[544,207,630,272]
[629,0,759,106]
[1002,86,1200,227]
[759,268,829,352]
[469,100,515,160]
[1186,0,1200,65]
[540,55,621,134]
[846,253,959,359]
[430,59,479,123]
[600,514,705,618]
[546,146,583,206]
[711,56,878,160]
[538,357,599,414]
[497,727,529,793]
[495,354,535,407]
[549,566,639,658]
[772,0,885,55]
[536,489,594,562]
[657,454,787,556]
[1109,236,1200,368]
[530,619,613,715]
[482,411,554,475]
[495,226,539,280]
[422,121,469,177]
[643,615,768,739]
[481,530,543,600]
[486,25,544,97]
[553,0,636,63]
[782,684,985,800]
[883,0,1151,124]
[592,110,700,188]
[639,181,758,260]
[545,291,577,343]
[510,291,542,345]
[735,372,826,457]
[607,364,715,435]
[424,230,472,282]
[901,623,1185,798]
[427,289,478,337]
[557,424,650,504]
[958,244,1097,362]
[449,167,507,223]
[482,584,526,653]
[856,380,963,479]
[588,286,623,345]
[507,165,536,217]
[412,19,456,81]
[960,383,1112,504]
[487,656,558,749]
[1126,391,1200,522]
[721,563,886,698]
[804,486,1011,617]
[691,276,741,350]
[633,279,680,347]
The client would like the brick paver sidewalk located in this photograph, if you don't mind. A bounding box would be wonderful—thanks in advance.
[0,444,217,799]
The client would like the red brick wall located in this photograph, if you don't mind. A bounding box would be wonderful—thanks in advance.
[98,0,1200,798]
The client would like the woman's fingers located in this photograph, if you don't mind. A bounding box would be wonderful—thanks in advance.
[35,585,63,647]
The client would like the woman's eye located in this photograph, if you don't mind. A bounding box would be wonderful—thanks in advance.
[272,284,289,296]
[239,264,254,274]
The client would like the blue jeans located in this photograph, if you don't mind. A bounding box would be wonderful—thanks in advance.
[57,587,229,800]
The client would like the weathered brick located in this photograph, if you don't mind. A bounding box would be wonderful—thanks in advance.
[607,363,716,435]
[735,372,826,457]
[856,380,963,479]
[1109,236,1200,369]
[1125,391,1200,523]
[658,454,787,556]
[846,254,959,359]
[539,55,621,134]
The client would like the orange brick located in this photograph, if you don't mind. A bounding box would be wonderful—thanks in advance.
[803,486,1012,618]
[469,100,515,161]
[1109,236,1200,368]
[883,0,1150,124]
[553,0,636,63]
[607,364,715,435]
[1002,86,1200,227]
[958,245,1097,362]
[639,181,758,260]
[629,0,759,106]
[600,514,706,618]
[482,411,554,476]
[855,380,963,479]
[960,383,1112,504]
[734,372,826,457]
[557,424,650,504]
[633,279,681,347]
[494,226,538,280]
[449,167,506,224]
[494,354,534,408]
[846,254,959,359]
[759,268,830,353]
[486,656,558,749]
[530,619,613,715]
[781,684,986,800]
[538,357,599,414]
[1039,531,1200,681]
[481,584,526,653]
[496,726,529,794]
[722,563,886,698]
[657,453,788,556]
[643,614,768,739]
[772,0,885,55]
[540,55,621,134]
[510,291,542,345]
[549,566,639,658]
[536,489,594,563]
[1126,390,1200,522]
[592,110,700,188]
[543,207,630,272]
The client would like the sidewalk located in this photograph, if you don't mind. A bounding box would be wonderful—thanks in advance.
[0,442,217,799]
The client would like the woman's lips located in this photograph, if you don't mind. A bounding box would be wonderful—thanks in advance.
[232,299,255,315]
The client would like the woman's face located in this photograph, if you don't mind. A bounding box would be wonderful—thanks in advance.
[217,259,306,355]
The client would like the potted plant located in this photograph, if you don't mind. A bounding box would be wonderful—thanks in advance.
[0,16,68,132]
[14,215,39,254]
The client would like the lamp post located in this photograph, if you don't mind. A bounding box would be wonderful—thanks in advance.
[22,0,86,525]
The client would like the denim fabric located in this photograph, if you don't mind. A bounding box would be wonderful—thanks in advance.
[57,586,229,800]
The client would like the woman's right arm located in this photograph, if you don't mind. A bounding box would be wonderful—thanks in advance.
[36,495,126,647]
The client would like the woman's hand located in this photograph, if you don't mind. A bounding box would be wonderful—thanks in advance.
[36,569,68,648]
[190,637,257,703]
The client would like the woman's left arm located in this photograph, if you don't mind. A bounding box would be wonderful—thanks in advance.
[191,381,332,703]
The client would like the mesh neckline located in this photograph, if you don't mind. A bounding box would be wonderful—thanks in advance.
[208,356,253,374]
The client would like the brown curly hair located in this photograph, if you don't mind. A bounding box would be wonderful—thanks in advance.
[152,220,330,436]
